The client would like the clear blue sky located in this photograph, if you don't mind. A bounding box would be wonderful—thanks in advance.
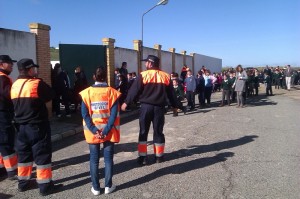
[1,0,300,67]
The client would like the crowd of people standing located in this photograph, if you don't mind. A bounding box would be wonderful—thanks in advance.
[169,64,299,115]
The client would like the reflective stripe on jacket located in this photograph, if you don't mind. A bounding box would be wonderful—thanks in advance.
[80,86,121,144]
[11,77,53,124]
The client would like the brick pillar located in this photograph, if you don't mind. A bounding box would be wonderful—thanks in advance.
[133,40,142,73]
[169,48,176,72]
[190,53,196,74]
[154,44,162,67]
[29,23,52,116]
[102,38,115,87]
[181,50,187,66]
[29,23,51,84]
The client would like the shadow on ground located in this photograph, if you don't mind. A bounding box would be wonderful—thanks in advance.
[0,193,13,199]
[55,135,258,192]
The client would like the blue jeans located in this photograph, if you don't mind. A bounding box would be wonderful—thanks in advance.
[89,142,114,191]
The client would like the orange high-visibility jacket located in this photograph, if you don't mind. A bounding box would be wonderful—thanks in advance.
[80,86,121,144]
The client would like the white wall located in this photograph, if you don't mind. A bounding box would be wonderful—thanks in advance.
[51,61,60,68]
[194,54,222,73]
[161,50,172,73]
[114,47,138,73]
[175,53,184,74]
[143,47,158,60]
[0,28,36,81]
[186,56,193,72]
[114,45,222,76]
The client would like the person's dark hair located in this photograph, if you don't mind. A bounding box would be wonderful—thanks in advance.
[94,67,107,82]
[236,65,243,72]
[54,63,61,70]
[122,62,127,67]
[172,78,179,83]
[127,73,132,77]
[118,74,125,81]
[132,72,136,76]
[114,67,119,72]
[198,70,203,76]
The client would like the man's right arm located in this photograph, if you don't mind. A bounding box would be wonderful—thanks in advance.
[124,75,143,105]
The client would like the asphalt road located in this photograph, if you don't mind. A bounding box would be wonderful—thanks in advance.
[1,87,299,199]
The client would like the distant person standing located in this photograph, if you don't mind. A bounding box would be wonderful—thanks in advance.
[219,74,232,106]
[284,65,292,91]
[184,69,196,111]
[53,63,71,117]
[116,74,128,106]
[0,55,18,179]
[121,55,177,165]
[254,70,260,95]
[172,79,186,116]
[73,66,88,112]
[203,70,215,107]
[264,72,273,96]
[273,70,282,89]
[228,71,236,100]
[180,64,188,82]
[264,65,273,93]
[196,70,205,108]
[233,65,248,108]
[114,68,120,89]
[119,62,128,79]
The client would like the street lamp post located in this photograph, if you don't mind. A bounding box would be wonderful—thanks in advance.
[141,0,168,61]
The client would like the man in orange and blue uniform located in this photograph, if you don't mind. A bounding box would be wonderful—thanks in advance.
[121,55,177,165]
[0,55,18,179]
[11,58,61,196]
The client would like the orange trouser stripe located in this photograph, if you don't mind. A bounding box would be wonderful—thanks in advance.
[18,164,33,180]
[36,164,52,183]
[138,142,147,156]
[154,143,165,157]
[3,153,18,171]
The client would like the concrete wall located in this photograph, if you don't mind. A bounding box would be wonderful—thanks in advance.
[143,47,158,58]
[194,53,222,73]
[175,53,184,74]
[161,50,172,73]
[114,47,138,73]
[0,28,36,80]
[186,56,193,71]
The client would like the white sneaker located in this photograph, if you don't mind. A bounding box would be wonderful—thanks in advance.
[91,187,100,196]
[104,185,116,194]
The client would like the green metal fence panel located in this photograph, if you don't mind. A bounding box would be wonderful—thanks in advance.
[59,44,106,87]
